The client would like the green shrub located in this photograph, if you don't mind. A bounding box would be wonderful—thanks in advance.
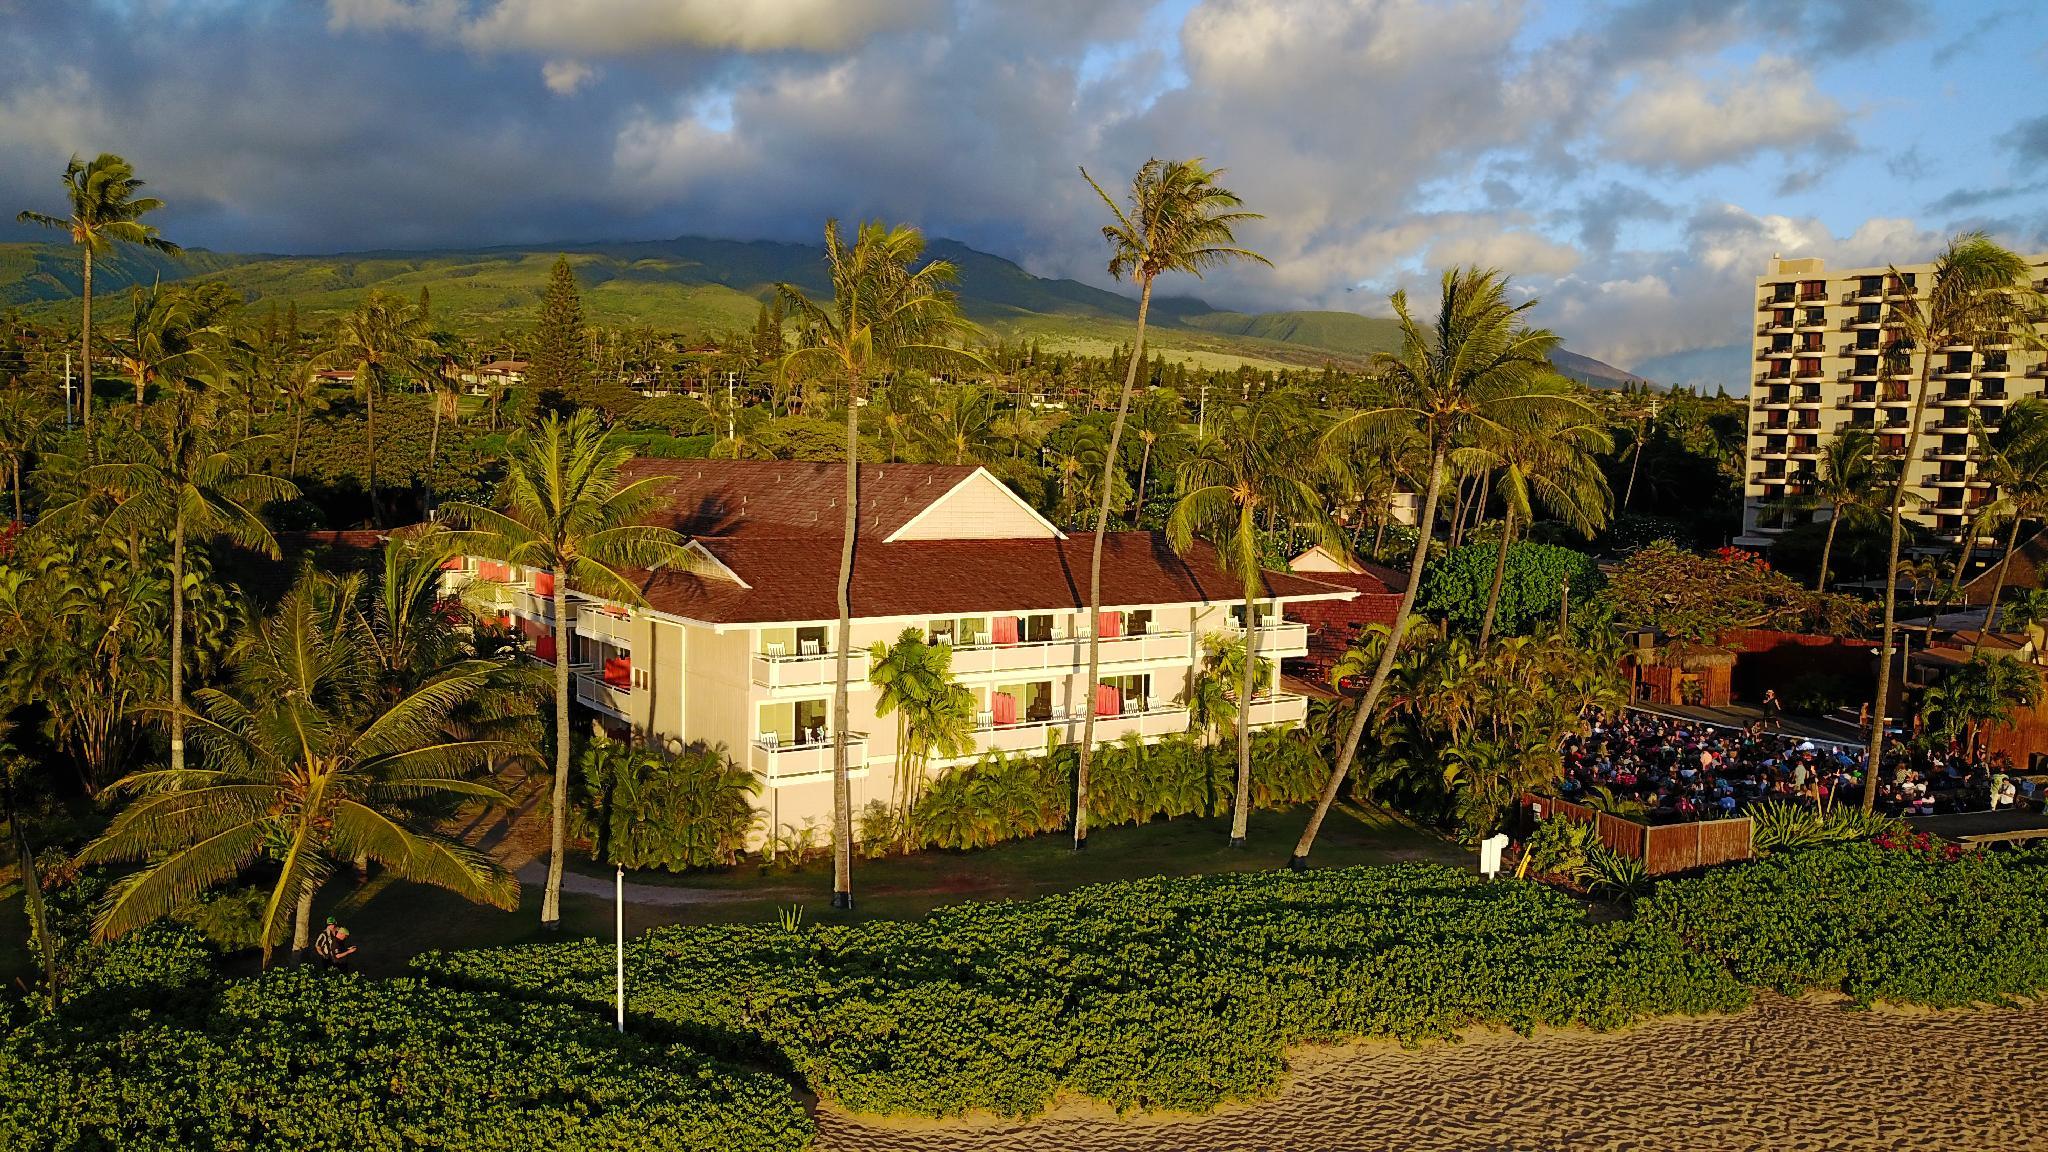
[1418,541,1603,636]
[1,969,811,1152]
[576,737,759,870]
[417,864,1746,1118]
[1639,842,2048,1006]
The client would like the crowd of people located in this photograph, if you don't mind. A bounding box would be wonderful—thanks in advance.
[1557,709,2019,821]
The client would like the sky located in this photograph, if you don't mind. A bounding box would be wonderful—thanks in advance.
[2,0,2045,389]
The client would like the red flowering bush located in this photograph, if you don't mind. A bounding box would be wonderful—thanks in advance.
[1874,829,1965,863]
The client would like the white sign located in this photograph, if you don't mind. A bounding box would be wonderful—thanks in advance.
[1479,833,1509,880]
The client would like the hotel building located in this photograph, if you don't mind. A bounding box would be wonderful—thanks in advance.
[1737,252,2048,551]
[456,460,1354,839]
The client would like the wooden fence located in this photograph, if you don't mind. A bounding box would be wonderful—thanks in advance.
[1520,793,1752,875]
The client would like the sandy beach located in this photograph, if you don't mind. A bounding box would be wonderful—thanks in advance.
[816,994,2048,1152]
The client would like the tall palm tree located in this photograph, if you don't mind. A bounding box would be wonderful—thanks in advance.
[76,573,521,965]
[1862,234,2047,811]
[325,292,436,527]
[115,281,238,424]
[1292,268,1576,867]
[1783,427,1886,592]
[276,361,330,476]
[1969,398,2048,654]
[1074,158,1266,850]
[775,220,976,909]
[867,627,976,850]
[16,153,181,435]
[1454,396,1611,648]
[1168,390,1341,846]
[917,381,999,465]
[441,410,689,928]
[48,400,297,778]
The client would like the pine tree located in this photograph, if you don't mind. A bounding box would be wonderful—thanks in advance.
[418,284,432,321]
[526,256,603,417]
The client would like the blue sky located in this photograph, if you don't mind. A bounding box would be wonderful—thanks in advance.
[2,0,2044,389]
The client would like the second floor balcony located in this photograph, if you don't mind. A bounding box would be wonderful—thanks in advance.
[748,731,868,786]
[751,645,872,692]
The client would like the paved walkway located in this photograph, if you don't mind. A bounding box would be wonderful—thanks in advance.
[512,860,763,906]
[1631,701,1864,747]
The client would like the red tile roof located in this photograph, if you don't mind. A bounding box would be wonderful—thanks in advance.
[1284,568,1406,680]
[626,532,1352,625]
[620,459,983,541]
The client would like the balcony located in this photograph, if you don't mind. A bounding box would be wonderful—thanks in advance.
[1755,387,1792,404]
[1239,620,1310,658]
[1796,315,1828,331]
[1241,693,1310,729]
[1980,362,2013,377]
[962,704,1193,759]
[2029,364,2048,380]
[1756,445,1789,459]
[1931,393,1974,407]
[748,732,869,786]
[572,669,631,719]
[570,604,632,648]
[1839,316,1882,331]
[1753,421,1790,434]
[944,628,1193,678]
[1755,319,1793,335]
[1929,475,1969,488]
[1924,447,1972,461]
[751,647,872,692]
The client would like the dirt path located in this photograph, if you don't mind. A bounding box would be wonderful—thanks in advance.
[815,994,2048,1152]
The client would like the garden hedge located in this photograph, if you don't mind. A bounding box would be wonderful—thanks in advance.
[418,863,1747,1117]
[1,964,811,1152]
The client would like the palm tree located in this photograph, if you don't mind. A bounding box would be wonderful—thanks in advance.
[1126,388,1185,527]
[114,281,238,424]
[16,153,181,434]
[76,573,521,965]
[1168,390,1341,846]
[0,390,53,523]
[1186,631,1270,751]
[1969,398,2048,654]
[1453,396,1611,648]
[867,627,976,850]
[325,292,436,527]
[1862,234,2047,811]
[1291,268,1576,867]
[775,219,976,909]
[440,410,689,928]
[49,404,297,778]
[1074,158,1266,850]
[1613,390,1658,512]
[917,381,999,465]
[423,354,463,513]
[276,361,330,476]
[1782,427,1885,592]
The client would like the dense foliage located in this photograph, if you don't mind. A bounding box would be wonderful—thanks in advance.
[577,736,760,870]
[908,731,1326,852]
[1419,539,1602,636]
[2,964,811,1152]
[418,863,1745,1118]
[1606,542,1870,642]
[1639,842,2048,1006]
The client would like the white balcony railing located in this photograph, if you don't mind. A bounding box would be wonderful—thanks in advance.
[751,649,871,690]
[1239,621,1310,658]
[956,705,1193,759]
[1241,692,1309,729]
[572,670,631,718]
[944,629,1192,677]
[571,604,633,648]
[747,733,868,785]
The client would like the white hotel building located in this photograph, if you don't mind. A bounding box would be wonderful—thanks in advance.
[459,460,1354,837]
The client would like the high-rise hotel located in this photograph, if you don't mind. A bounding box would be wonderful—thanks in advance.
[1737,253,2048,551]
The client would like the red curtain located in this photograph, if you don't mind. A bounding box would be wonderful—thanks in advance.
[1097,611,1121,638]
[992,616,1020,645]
[533,571,555,596]
[603,657,631,687]
[991,692,1017,726]
[535,635,557,663]
[1094,683,1121,717]
[478,561,511,582]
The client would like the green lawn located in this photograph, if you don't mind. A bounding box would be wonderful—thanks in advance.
[331,802,1460,975]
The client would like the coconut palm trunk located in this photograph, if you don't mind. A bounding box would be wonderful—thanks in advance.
[169,504,186,774]
[1816,511,1841,592]
[1134,438,1153,527]
[1864,364,1935,812]
[832,369,859,907]
[1231,563,1258,847]
[1290,444,1446,868]
[541,568,572,925]
[292,884,315,960]
[365,382,384,527]
[1975,516,2025,657]
[1623,418,1646,510]
[1076,278,1152,850]
[81,248,94,434]
[426,391,444,513]
[1477,505,1515,649]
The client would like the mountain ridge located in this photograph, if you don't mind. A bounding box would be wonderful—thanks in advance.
[0,234,1646,382]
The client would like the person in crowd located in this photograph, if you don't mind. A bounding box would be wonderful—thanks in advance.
[312,920,357,971]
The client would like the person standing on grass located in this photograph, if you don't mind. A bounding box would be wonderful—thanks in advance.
[312,920,356,971]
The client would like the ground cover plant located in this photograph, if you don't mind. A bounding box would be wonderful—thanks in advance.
[419,862,1747,1117]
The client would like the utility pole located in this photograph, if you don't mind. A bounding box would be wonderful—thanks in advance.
[726,371,737,441]
[1198,382,1208,439]
[62,351,73,431]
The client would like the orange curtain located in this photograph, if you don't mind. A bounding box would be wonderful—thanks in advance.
[1097,611,1122,638]
[1095,683,1121,717]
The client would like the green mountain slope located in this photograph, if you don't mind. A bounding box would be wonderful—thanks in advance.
[0,235,1641,378]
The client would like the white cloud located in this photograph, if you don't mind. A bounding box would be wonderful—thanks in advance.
[328,0,941,55]
[541,58,595,95]
[1604,55,1854,172]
